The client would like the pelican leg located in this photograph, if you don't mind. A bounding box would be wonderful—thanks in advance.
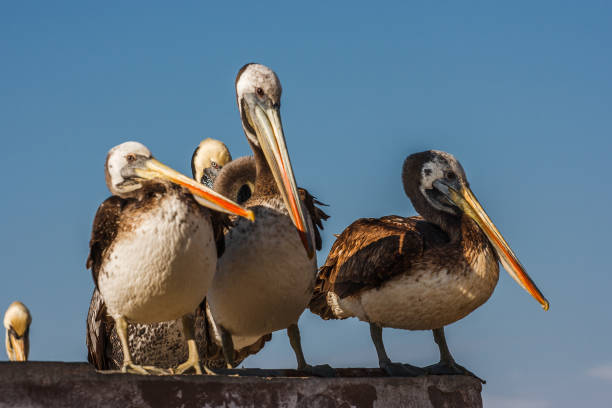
[219,325,236,369]
[175,314,213,375]
[369,323,424,377]
[425,327,485,383]
[287,323,335,377]
[115,316,168,375]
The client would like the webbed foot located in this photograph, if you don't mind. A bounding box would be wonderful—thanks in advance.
[381,361,425,377]
[175,358,215,375]
[300,363,336,377]
[424,361,485,384]
[121,362,171,375]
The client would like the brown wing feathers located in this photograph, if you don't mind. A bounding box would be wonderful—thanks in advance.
[86,288,112,369]
[309,216,448,320]
[298,188,329,251]
[86,195,128,369]
[86,196,125,288]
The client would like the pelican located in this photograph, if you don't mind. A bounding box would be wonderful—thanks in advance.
[87,139,270,371]
[86,141,253,374]
[207,63,332,375]
[4,301,31,361]
[310,150,548,378]
[191,138,233,188]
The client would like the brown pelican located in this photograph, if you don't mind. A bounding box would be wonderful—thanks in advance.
[310,150,548,379]
[207,63,332,376]
[87,141,253,374]
[87,139,270,371]
[4,301,31,361]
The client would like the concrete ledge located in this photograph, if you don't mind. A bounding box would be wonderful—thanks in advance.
[0,362,482,408]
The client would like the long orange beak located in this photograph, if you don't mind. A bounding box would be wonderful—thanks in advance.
[248,101,314,258]
[135,158,255,221]
[444,183,549,310]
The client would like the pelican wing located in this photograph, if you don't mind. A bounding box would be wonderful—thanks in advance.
[298,188,329,251]
[86,288,115,369]
[309,215,449,320]
[86,196,125,287]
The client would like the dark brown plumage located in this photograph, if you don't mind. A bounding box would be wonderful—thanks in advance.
[309,215,451,319]
[86,196,123,289]
[299,188,329,251]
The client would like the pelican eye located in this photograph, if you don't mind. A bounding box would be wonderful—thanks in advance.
[211,160,218,169]
[126,154,136,163]
[256,87,264,97]
[446,171,456,180]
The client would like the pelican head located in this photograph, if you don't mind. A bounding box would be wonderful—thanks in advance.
[105,141,254,221]
[403,150,549,311]
[4,301,31,361]
[191,138,233,188]
[235,63,314,258]
[235,64,282,148]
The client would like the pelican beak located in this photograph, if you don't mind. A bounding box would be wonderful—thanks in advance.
[247,99,314,258]
[434,180,549,310]
[132,158,255,221]
[6,329,28,361]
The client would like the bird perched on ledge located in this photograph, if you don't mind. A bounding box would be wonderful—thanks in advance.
[87,139,270,371]
[310,150,548,379]
[4,301,31,362]
[212,153,328,361]
[207,63,332,376]
[86,141,253,375]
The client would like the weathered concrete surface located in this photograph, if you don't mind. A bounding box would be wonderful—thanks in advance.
[0,362,482,408]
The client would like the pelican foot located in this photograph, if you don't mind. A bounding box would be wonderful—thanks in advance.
[381,362,425,377]
[424,361,485,384]
[121,363,171,375]
[300,364,336,377]
[175,359,201,375]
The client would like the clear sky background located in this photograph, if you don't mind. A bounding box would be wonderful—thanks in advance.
[1,2,610,406]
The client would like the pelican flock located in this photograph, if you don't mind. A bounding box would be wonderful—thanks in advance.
[86,139,269,371]
[0,62,547,381]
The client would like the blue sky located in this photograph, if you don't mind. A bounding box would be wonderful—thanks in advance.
[1,2,611,406]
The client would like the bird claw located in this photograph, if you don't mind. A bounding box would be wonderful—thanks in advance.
[175,359,213,375]
[121,363,171,375]
[424,361,485,384]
